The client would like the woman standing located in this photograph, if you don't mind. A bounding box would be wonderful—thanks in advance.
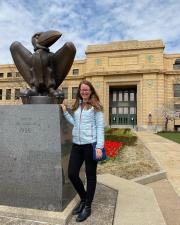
[60,80,104,222]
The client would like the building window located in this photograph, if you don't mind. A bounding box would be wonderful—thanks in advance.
[130,107,136,114]
[118,107,123,114]
[62,87,68,99]
[130,92,135,101]
[16,72,21,77]
[0,89,2,100]
[118,92,122,101]
[175,104,180,111]
[7,72,12,77]
[124,91,128,101]
[72,87,78,99]
[15,89,20,100]
[72,69,79,75]
[174,84,180,97]
[175,104,180,118]
[113,91,117,101]
[6,89,11,100]
[123,107,128,114]
[173,59,180,70]
[0,73,4,78]
[112,107,117,114]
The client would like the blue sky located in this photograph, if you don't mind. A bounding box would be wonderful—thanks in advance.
[1,0,180,64]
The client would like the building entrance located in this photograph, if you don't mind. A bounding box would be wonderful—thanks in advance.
[109,86,137,126]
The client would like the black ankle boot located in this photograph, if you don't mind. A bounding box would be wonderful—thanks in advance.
[72,200,85,215]
[76,203,91,222]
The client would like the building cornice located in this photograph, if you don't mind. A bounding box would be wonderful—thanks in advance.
[164,54,180,58]
[65,75,84,80]
[86,40,164,54]
[0,78,23,82]
[83,69,164,77]
[164,70,180,75]
[73,59,86,64]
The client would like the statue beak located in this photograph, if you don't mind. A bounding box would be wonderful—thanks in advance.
[38,30,62,47]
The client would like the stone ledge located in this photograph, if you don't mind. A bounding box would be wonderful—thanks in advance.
[132,170,167,185]
[0,195,79,225]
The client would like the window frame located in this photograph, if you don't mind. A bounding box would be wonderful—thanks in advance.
[6,89,11,100]
[15,88,20,100]
[72,69,79,76]
[7,72,12,78]
[0,89,2,100]
[62,87,68,99]
[174,84,180,97]
[72,87,78,99]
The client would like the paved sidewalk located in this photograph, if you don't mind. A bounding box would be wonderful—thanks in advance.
[68,183,117,225]
[147,179,180,225]
[0,184,117,225]
[136,131,180,197]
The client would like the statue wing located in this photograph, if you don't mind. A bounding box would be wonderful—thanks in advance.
[10,41,33,87]
[52,42,76,89]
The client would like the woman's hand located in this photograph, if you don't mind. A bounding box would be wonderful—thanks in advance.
[60,103,67,112]
[96,148,103,159]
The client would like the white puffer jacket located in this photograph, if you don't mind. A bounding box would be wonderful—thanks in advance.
[63,106,104,149]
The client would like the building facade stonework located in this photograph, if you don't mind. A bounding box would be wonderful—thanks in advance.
[0,40,180,131]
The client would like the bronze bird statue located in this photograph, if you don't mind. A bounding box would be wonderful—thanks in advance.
[10,30,76,102]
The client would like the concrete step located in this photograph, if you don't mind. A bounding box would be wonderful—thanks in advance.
[97,174,166,225]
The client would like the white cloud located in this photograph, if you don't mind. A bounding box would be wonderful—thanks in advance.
[1,0,180,64]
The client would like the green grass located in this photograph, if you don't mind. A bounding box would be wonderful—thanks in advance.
[157,132,180,144]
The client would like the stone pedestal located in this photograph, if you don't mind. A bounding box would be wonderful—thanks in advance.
[0,105,76,211]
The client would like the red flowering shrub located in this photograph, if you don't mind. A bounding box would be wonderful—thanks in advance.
[104,140,123,159]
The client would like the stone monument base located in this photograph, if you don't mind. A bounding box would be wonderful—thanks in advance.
[0,105,80,211]
[21,95,63,104]
[0,195,79,225]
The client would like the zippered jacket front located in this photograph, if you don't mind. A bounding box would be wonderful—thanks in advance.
[63,106,104,149]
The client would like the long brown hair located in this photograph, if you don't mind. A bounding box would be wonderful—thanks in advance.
[72,80,103,112]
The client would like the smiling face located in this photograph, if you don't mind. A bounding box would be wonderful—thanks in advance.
[80,83,91,102]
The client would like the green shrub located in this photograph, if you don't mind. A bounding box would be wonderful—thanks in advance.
[104,127,111,133]
[105,128,137,146]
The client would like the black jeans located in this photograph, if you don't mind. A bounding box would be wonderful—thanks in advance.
[68,143,97,204]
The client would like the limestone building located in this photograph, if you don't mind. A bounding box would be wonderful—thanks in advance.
[0,39,180,131]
